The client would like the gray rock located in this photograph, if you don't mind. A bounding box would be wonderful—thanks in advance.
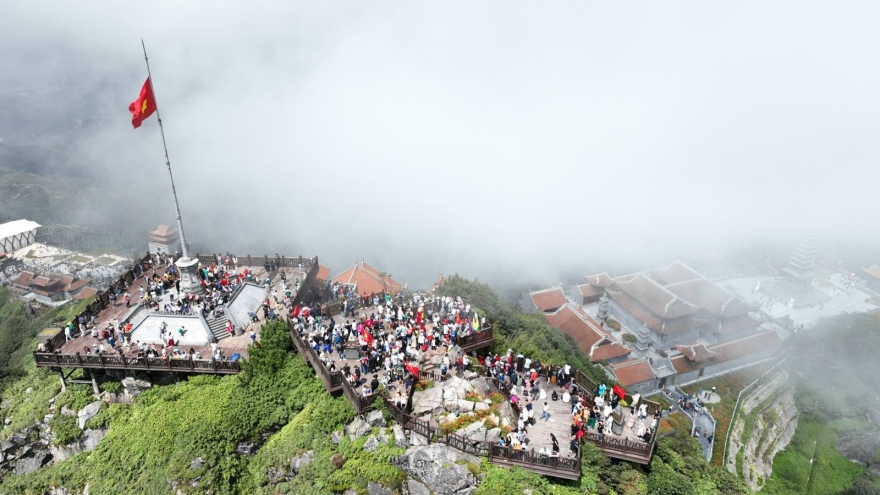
[289,450,314,474]
[50,428,108,462]
[470,377,492,395]
[458,399,475,412]
[190,457,205,469]
[235,441,257,456]
[267,466,285,483]
[486,428,502,445]
[1,440,15,452]
[77,401,102,430]
[346,417,372,440]
[410,431,429,446]
[14,451,51,475]
[406,479,431,495]
[366,410,387,427]
[61,406,75,417]
[396,444,478,495]
[392,424,407,448]
[474,402,489,411]
[367,481,393,495]
[363,435,380,452]
[121,377,152,397]
[25,387,33,394]
[331,431,342,445]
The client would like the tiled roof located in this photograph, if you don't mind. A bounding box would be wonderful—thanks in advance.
[607,290,663,331]
[577,283,603,298]
[660,315,709,335]
[674,341,717,362]
[529,287,568,313]
[544,304,609,355]
[316,264,331,282]
[590,338,631,362]
[670,330,783,374]
[609,358,655,386]
[73,287,99,300]
[666,278,755,317]
[863,265,880,281]
[650,261,702,285]
[10,271,35,287]
[617,274,701,319]
[586,273,614,288]
[331,262,401,295]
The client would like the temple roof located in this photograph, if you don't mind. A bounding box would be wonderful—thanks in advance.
[331,261,401,295]
[150,224,179,242]
[590,337,631,362]
[650,261,702,285]
[529,286,568,313]
[586,272,614,288]
[576,283,603,299]
[674,341,717,362]
[315,263,331,282]
[609,358,655,386]
[616,274,702,319]
[717,314,762,335]
[670,330,783,374]
[665,278,756,317]
[544,303,609,357]
[863,265,880,281]
[607,290,663,331]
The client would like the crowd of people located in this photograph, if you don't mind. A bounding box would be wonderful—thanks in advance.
[290,292,484,400]
[480,349,658,463]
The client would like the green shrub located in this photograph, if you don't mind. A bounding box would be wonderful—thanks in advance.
[606,318,622,331]
[49,414,81,445]
[100,381,122,394]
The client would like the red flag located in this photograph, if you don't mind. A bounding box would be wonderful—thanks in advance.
[612,384,627,399]
[129,77,157,128]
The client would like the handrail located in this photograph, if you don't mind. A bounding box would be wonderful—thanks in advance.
[32,350,240,374]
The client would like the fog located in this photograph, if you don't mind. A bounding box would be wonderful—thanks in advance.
[3,2,880,288]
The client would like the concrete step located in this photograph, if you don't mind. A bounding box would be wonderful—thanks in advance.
[207,317,229,341]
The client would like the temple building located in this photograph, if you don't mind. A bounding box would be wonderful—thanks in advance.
[331,261,401,296]
[148,225,181,256]
[9,271,93,304]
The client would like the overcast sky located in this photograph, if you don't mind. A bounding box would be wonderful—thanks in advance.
[2,2,879,288]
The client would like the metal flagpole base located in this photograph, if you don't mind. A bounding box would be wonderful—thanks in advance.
[176,256,205,295]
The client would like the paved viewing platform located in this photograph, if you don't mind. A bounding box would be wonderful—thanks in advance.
[33,254,319,375]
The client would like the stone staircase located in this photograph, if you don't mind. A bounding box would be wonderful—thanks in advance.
[207,316,229,341]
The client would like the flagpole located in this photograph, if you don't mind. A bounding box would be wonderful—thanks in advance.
[141,39,190,260]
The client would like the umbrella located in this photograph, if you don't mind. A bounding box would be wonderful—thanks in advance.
[230,353,241,362]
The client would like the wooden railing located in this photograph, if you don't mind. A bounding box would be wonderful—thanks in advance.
[488,444,580,479]
[340,375,378,414]
[458,325,495,352]
[33,351,241,374]
[287,320,343,390]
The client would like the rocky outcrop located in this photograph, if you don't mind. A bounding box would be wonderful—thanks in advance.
[49,428,108,462]
[77,401,102,430]
[725,370,798,491]
[394,444,479,495]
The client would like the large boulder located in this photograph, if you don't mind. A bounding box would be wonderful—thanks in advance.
[77,401,102,430]
[486,427,502,445]
[366,410,387,428]
[363,435,381,452]
[392,425,407,448]
[409,431,429,447]
[346,417,372,441]
[367,481,393,495]
[14,451,52,475]
[406,479,431,495]
[395,444,478,495]
[470,377,492,395]
[50,428,108,462]
[289,450,314,474]
[121,377,151,397]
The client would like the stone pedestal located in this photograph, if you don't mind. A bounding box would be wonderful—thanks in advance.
[176,256,205,295]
